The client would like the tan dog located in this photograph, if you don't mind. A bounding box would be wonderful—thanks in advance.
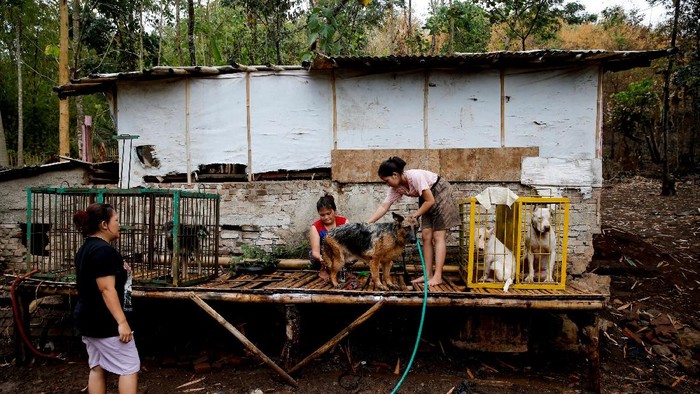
[524,206,557,282]
[322,213,418,290]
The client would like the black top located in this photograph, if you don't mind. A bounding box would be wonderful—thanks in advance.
[73,237,129,337]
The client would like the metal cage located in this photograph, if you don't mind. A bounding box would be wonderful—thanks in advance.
[459,196,569,290]
[25,187,220,286]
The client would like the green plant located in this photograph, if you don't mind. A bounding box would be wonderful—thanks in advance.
[233,244,279,268]
[271,240,311,260]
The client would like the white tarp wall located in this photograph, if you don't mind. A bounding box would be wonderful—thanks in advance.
[114,66,600,187]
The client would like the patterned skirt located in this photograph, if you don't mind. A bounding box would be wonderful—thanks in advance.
[419,177,460,231]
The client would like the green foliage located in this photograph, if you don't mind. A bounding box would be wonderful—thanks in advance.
[608,79,660,140]
[561,1,597,24]
[480,0,568,49]
[674,62,700,110]
[600,6,644,28]
[424,1,491,54]
[216,0,306,65]
[303,0,391,60]
[0,0,61,162]
[234,244,280,268]
[271,240,311,260]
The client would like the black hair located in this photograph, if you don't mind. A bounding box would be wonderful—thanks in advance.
[316,193,337,212]
[73,203,116,237]
[377,156,407,177]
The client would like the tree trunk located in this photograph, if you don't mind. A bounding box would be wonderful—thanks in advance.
[449,0,454,54]
[176,0,184,65]
[72,0,81,73]
[0,109,8,167]
[73,0,84,161]
[188,0,196,66]
[661,0,680,196]
[205,0,211,65]
[59,0,70,159]
[139,0,144,70]
[16,15,23,167]
[157,0,164,65]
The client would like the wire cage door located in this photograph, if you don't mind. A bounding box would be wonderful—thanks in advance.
[459,196,569,290]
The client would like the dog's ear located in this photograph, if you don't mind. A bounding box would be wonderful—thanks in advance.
[391,212,405,223]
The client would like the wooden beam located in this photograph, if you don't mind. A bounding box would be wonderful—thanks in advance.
[288,299,386,374]
[134,290,605,310]
[188,292,298,387]
[583,315,602,393]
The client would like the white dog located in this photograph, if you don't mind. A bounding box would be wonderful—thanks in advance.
[524,206,557,283]
[477,227,516,283]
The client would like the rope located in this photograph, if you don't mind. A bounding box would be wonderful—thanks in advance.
[390,238,428,393]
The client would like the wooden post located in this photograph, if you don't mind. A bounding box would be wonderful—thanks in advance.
[288,299,385,374]
[12,290,31,364]
[82,116,93,162]
[58,0,70,159]
[280,304,301,370]
[583,314,601,393]
[188,293,298,387]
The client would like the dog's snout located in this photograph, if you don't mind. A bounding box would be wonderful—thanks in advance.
[406,227,417,243]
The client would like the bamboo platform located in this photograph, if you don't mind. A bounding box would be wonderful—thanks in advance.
[134,270,607,310]
[4,269,608,310]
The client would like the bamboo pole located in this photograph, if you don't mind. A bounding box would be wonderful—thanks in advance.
[288,299,386,374]
[58,0,70,159]
[188,292,298,387]
[271,258,461,272]
[135,290,605,310]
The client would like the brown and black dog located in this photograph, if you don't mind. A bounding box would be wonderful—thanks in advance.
[322,212,418,290]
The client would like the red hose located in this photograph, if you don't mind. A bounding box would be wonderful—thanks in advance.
[10,269,60,360]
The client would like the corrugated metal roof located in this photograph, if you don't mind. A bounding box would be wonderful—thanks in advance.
[54,49,672,98]
[310,49,673,71]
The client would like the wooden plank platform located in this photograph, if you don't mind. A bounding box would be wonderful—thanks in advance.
[134,270,607,310]
[4,270,608,310]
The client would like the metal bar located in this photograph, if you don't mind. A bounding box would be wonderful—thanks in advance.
[25,188,32,272]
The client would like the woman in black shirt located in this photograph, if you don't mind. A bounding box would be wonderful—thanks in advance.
[73,203,139,393]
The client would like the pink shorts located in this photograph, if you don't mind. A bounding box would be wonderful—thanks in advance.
[82,336,140,375]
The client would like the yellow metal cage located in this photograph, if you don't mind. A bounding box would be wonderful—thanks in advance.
[458,196,569,290]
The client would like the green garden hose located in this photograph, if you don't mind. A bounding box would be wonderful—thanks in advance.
[391,238,428,394]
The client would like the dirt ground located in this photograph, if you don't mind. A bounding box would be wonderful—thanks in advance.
[1,176,700,394]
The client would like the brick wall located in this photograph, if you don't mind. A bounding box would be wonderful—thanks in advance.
[0,224,25,271]
[1,180,601,277]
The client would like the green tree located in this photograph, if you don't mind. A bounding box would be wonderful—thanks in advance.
[424,0,491,54]
[608,79,662,164]
[79,0,159,72]
[304,0,394,60]
[561,1,596,24]
[0,0,61,165]
[238,0,304,64]
[665,0,700,171]
[480,0,567,50]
